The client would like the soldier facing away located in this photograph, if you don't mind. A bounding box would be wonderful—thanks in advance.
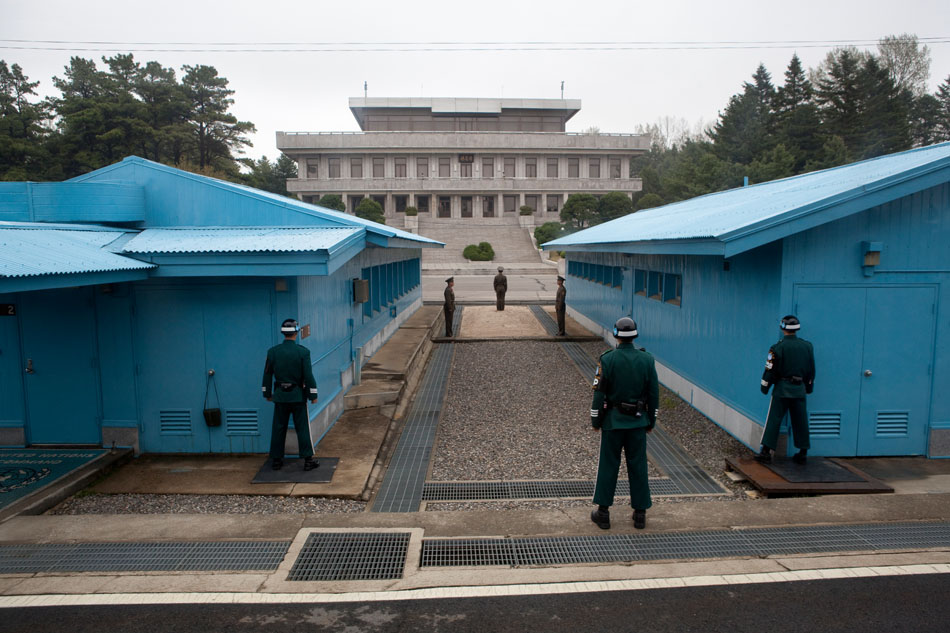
[756,314,816,464]
[555,275,567,336]
[493,266,507,311]
[590,317,659,530]
[262,318,319,471]
[443,277,455,337]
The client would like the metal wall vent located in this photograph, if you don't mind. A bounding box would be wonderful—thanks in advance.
[876,412,909,437]
[226,409,259,435]
[159,409,192,435]
[287,532,411,581]
[809,412,842,438]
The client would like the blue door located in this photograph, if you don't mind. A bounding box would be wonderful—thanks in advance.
[135,284,274,453]
[795,285,935,456]
[19,288,101,444]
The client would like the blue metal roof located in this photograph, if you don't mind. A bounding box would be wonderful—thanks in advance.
[123,226,364,254]
[545,142,950,256]
[0,224,154,278]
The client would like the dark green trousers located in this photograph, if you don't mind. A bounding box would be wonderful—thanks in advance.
[269,401,313,459]
[762,396,810,451]
[593,427,652,510]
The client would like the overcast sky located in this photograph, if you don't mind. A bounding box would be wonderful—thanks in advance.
[3,0,949,162]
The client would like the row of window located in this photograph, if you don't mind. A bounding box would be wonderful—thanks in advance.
[634,269,682,306]
[311,193,565,215]
[309,156,625,180]
[567,261,623,288]
[361,259,421,318]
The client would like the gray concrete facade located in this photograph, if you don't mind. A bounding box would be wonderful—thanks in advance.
[277,99,649,222]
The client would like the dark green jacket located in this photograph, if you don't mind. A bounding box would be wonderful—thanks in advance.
[590,342,659,430]
[262,339,318,403]
[761,334,815,398]
[555,285,566,311]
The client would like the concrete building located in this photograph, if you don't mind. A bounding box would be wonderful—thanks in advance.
[543,142,950,459]
[276,98,649,223]
[0,157,440,454]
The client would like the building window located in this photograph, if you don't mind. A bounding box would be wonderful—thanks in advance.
[482,195,495,217]
[503,157,515,178]
[417,157,428,178]
[373,157,384,178]
[328,158,341,178]
[648,271,663,300]
[610,158,621,179]
[307,160,318,178]
[525,158,537,178]
[372,195,386,211]
[634,269,646,296]
[416,195,430,213]
[503,195,517,213]
[395,195,407,212]
[350,157,363,178]
[394,157,407,178]
[547,157,558,178]
[461,196,473,217]
[589,158,600,178]
[439,157,451,177]
[438,196,451,217]
[460,163,473,178]
[524,195,539,213]
[546,194,561,213]
[482,157,494,178]
[664,273,682,306]
[348,195,362,212]
[568,157,579,178]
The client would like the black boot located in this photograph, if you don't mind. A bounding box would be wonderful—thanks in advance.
[304,457,319,471]
[792,450,807,465]
[271,458,283,471]
[754,447,772,464]
[633,509,646,530]
[590,506,610,530]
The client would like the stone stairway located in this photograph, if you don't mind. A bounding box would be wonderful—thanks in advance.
[416,216,554,275]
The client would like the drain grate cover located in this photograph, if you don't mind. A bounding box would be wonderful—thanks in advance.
[420,521,950,567]
[529,305,560,336]
[288,532,411,581]
[422,478,682,501]
[0,541,289,574]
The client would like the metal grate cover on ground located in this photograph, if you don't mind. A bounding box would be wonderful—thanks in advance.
[371,342,456,512]
[0,541,289,574]
[420,521,950,567]
[287,532,411,581]
[530,304,560,336]
[422,478,682,501]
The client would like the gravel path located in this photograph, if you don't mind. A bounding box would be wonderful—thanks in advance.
[50,494,366,515]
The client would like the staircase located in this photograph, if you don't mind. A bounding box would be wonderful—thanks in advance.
[416,216,555,275]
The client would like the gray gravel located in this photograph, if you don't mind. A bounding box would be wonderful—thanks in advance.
[49,494,366,515]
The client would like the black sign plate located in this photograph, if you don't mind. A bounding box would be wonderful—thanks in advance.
[0,304,15,317]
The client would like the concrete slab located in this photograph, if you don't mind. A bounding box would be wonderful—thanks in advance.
[344,379,403,410]
[361,327,429,380]
[4,575,114,595]
[459,305,547,338]
[541,306,595,337]
[96,573,269,594]
[841,457,950,494]
[775,551,950,571]
[400,305,442,329]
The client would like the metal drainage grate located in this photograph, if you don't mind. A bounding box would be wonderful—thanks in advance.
[371,342,456,512]
[530,305,560,336]
[287,532,411,581]
[420,521,950,567]
[0,541,289,574]
[422,478,682,501]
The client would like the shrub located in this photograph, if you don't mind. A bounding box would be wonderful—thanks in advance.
[519,204,535,216]
[355,198,385,225]
[534,221,566,245]
[462,241,495,261]
[317,194,345,211]
[635,192,664,211]
[405,206,418,216]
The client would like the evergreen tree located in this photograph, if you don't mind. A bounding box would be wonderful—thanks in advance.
[0,61,51,180]
[355,198,385,224]
[708,63,775,164]
[181,65,255,175]
[774,54,822,173]
[241,154,298,197]
[934,75,950,142]
[597,191,634,222]
[560,193,599,229]
[316,193,346,211]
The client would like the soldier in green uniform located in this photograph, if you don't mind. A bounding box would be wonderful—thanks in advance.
[756,315,816,465]
[555,275,567,336]
[590,317,659,530]
[493,267,507,311]
[443,277,455,337]
[262,318,319,471]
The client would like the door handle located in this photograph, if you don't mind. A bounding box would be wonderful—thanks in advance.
[864,369,872,377]
[25,358,34,374]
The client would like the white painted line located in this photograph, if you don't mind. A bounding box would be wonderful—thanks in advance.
[1,564,948,609]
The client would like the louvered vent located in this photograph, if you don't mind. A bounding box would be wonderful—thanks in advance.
[876,412,909,437]
[226,409,259,435]
[159,410,192,435]
[809,412,841,438]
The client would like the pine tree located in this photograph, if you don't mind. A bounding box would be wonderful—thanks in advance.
[709,63,775,164]
[774,54,822,173]
[0,61,51,180]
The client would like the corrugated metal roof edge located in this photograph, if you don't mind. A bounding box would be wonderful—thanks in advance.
[68,157,444,247]
[0,220,131,232]
[122,226,365,254]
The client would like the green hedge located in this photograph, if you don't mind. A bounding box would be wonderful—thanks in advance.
[462,241,495,261]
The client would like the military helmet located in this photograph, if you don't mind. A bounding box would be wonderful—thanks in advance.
[612,316,638,339]
[780,315,801,331]
[281,318,300,334]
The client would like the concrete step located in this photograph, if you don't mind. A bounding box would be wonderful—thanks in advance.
[344,379,404,410]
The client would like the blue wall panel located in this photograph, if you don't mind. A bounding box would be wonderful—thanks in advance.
[0,293,26,437]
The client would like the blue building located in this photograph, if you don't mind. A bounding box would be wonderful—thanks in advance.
[544,143,950,458]
[0,157,440,454]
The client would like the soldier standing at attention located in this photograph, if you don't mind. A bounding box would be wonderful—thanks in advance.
[756,315,815,464]
[443,277,455,337]
[590,317,659,530]
[555,275,567,336]
[262,319,319,471]
[493,266,507,311]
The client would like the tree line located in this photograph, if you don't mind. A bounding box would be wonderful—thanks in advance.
[0,54,294,193]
